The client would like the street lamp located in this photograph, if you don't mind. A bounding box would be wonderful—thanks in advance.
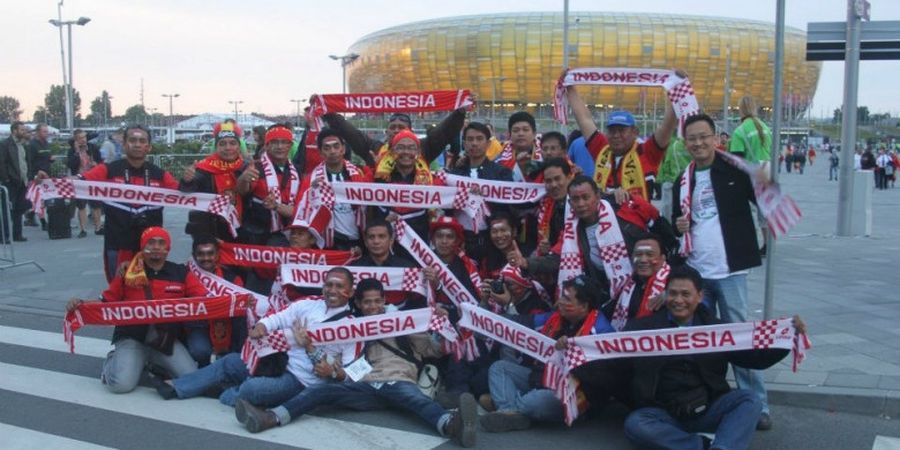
[329,53,360,94]
[48,6,91,131]
[228,100,243,123]
[162,93,179,144]
[289,99,306,127]
[480,76,507,125]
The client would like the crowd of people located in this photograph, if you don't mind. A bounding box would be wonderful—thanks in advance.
[2,79,810,448]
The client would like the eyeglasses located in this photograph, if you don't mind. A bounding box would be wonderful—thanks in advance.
[685,134,715,144]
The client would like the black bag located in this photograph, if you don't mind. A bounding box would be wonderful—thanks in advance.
[664,385,710,421]
[46,199,72,239]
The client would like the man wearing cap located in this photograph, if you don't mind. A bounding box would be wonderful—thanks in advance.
[321,108,466,168]
[493,111,543,182]
[297,127,372,250]
[371,130,443,241]
[236,124,301,245]
[75,125,180,282]
[65,227,209,394]
[565,79,678,201]
[181,122,248,241]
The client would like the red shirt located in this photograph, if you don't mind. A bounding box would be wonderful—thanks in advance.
[586,131,666,192]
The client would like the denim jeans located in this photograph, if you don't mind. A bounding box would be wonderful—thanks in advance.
[273,380,447,433]
[702,275,769,413]
[172,353,303,407]
[624,389,762,450]
[101,336,197,394]
[184,321,212,367]
[488,360,564,422]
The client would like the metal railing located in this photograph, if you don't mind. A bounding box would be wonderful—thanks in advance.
[0,185,44,273]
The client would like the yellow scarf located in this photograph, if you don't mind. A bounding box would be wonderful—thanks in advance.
[593,142,648,200]
[374,152,433,185]
[124,253,149,288]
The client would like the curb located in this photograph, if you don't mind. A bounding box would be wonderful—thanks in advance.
[767,383,900,418]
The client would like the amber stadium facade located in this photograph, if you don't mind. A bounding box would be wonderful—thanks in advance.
[345,12,820,122]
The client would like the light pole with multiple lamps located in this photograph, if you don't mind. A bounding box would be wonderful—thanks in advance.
[48,6,90,131]
[162,93,179,144]
[329,53,360,94]
[228,100,243,123]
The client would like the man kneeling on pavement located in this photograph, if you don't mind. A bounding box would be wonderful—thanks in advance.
[235,278,478,448]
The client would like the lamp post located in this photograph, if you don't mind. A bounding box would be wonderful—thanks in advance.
[480,76,507,125]
[228,100,243,123]
[162,93,179,144]
[328,53,360,94]
[289,99,306,127]
[48,9,90,131]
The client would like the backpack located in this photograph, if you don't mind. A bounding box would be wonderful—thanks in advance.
[376,337,441,398]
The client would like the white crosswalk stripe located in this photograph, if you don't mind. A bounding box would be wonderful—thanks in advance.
[0,423,117,450]
[0,325,446,450]
[874,436,900,450]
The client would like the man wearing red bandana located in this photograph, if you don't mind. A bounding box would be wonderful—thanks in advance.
[237,124,301,245]
[180,122,248,241]
[65,227,208,394]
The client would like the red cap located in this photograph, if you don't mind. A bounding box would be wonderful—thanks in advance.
[429,216,464,243]
[390,129,420,148]
[140,226,171,251]
[265,126,294,145]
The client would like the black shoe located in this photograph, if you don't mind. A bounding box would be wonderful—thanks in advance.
[756,412,773,431]
[95,228,104,236]
[13,236,26,242]
[480,411,531,433]
[78,230,87,238]
[236,398,279,433]
[150,376,178,400]
[447,393,476,447]
[40,221,47,231]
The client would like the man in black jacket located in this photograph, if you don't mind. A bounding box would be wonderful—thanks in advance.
[622,265,805,450]
[450,121,513,263]
[673,113,772,429]
[0,121,32,242]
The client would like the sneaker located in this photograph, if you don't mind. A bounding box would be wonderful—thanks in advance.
[95,227,105,236]
[480,411,531,433]
[78,230,87,238]
[149,375,178,400]
[455,393,477,447]
[756,412,773,431]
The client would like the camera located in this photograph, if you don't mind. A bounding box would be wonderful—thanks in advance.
[490,277,505,294]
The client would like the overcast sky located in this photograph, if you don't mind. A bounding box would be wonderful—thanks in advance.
[3,0,898,119]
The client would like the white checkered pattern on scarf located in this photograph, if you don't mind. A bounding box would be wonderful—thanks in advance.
[611,303,629,333]
[207,194,230,216]
[54,178,76,198]
[401,268,422,293]
[452,188,469,211]
[752,320,779,349]
[565,343,588,371]
[599,243,628,262]
[666,80,696,106]
[559,253,582,270]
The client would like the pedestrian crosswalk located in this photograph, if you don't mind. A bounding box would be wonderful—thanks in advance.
[874,435,900,450]
[0,324,445,450]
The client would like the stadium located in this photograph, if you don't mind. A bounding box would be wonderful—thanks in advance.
[345,12,821,124]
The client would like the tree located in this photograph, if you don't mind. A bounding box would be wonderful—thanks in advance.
[124,104,148,124]
[43,84,81,128]
[832,108,842,124]
[857,106,870,125]
[0,96,22,122]
[87,91,113,126]
[32,107,51,124]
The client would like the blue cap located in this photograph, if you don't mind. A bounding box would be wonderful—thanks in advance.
[606,111,636,128]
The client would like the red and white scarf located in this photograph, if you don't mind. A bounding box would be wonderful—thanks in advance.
[258,152,300,232]
[611,263,670,331]
[29,178,240,237]
[554,68,700,136]
[535,197,556,254]
[305,89,474,155]
[305,307,456,345]
[187,260,266,305]
[493,138,543,174]
[217,241,355,269]
[557,199,632,300]
[280,264,428,297]
[435,171,544,227]
[63,294,250,353]
[678,150,802,256]
[394,219,481,360]
[292,161,369,247]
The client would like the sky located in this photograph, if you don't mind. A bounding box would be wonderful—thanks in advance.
[2,0,899,120]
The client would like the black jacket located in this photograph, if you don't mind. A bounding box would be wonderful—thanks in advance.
[179,162,247,240]
[27,138,52,178]
[322,109,466,166]
[623,307,788,409]
[67,142,103,176]
[0,136,27,185]
[672,153,761,272]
